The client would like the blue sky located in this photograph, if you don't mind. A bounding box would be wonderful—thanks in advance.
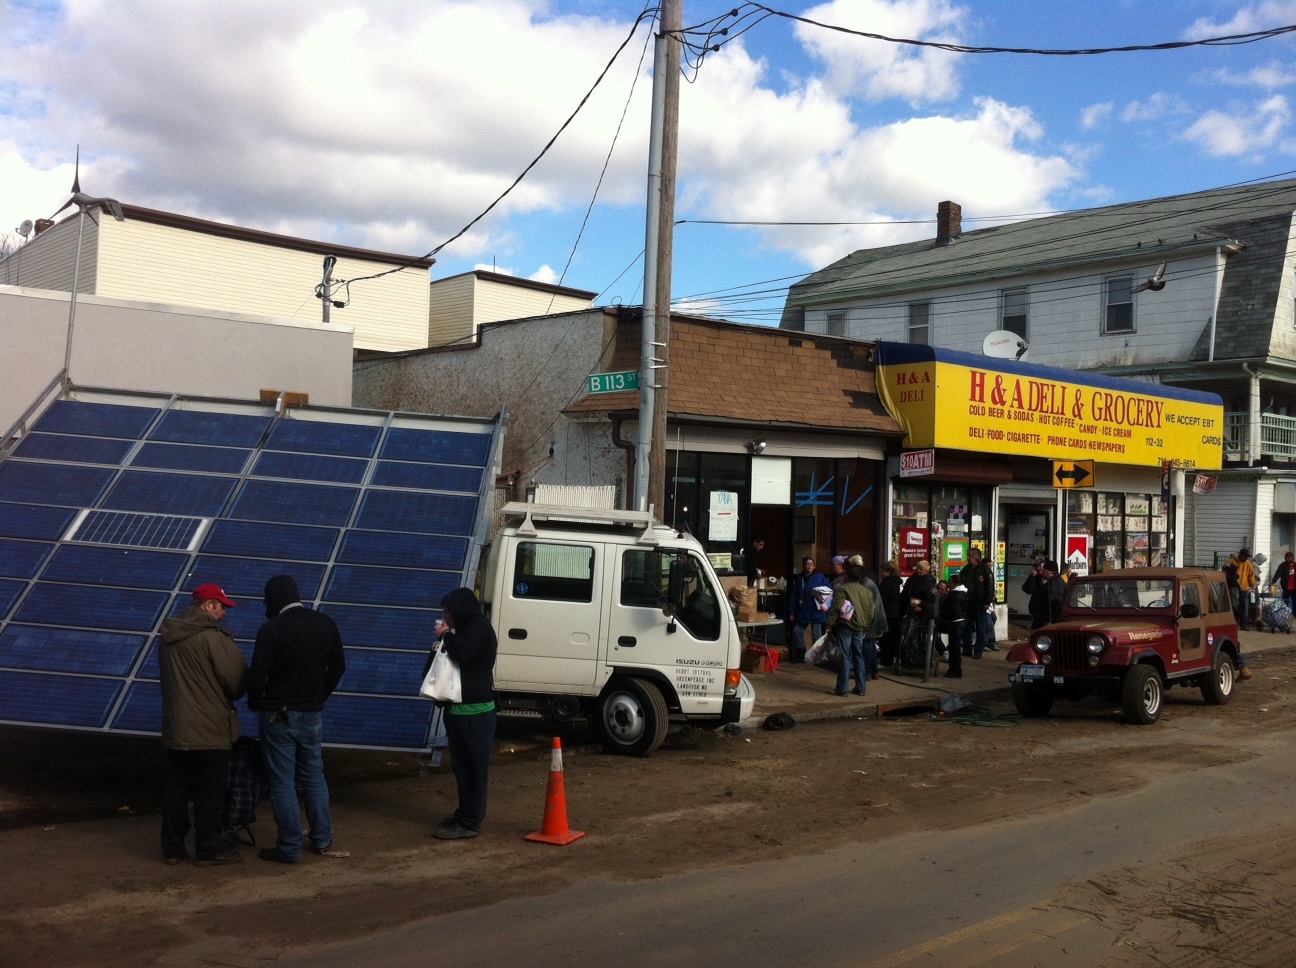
[4,0,1296,327]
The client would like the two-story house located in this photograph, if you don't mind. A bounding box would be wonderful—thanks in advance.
[781,181,1296,603]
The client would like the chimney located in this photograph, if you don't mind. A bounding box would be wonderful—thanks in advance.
[935,200,961,247]
[33,218,55,236]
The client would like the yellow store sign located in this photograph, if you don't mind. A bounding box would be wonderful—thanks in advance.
[875,343,1223,470]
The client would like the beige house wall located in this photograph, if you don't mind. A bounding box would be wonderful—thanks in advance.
[1,285,353,434]
[0,218,97,294]
[473,278,592,325]
[427,273,475,349]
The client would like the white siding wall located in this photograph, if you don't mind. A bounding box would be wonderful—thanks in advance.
[474,279,593,325]
[428,274,476,349]
[94,219,429,353]
[0,218,97,293]
[1254,478,1276,568]
[803,253,1219,368]
[1,285,353,433]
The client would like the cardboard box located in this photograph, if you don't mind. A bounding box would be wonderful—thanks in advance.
[738,609,773,623]
[741,646,778,673]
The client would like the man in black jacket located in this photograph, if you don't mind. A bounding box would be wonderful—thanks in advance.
[434,587,498,840]
[248,575,346,863]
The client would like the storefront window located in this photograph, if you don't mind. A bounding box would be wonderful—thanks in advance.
[891,482,989,578]
[1067,491,1170,574]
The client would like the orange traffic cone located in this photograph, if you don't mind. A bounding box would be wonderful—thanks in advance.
[524,737,585,846]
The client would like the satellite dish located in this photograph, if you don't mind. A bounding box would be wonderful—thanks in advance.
[983,330,1029,361]
[16,220,33,239]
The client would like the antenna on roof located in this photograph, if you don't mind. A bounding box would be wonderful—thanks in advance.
[982,330,1028,362]
[15,220,32,240]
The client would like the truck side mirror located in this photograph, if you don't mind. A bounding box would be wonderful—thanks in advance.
[1180,603,1200,619]
[667,559,685,609]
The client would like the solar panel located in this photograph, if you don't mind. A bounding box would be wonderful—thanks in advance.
[0,389,500,751]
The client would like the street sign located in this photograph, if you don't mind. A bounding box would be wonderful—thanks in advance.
[1053,459,1094,488]
[900,448,936,478]
[587,370,639,394]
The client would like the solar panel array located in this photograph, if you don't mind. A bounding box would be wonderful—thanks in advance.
[0,390,499,750]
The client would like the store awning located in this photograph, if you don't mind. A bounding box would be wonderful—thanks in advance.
[875,343,1223,471]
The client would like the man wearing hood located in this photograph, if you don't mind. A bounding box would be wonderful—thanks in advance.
[431,587,498,840]
[159,583,248,866]
[248,575,346,863]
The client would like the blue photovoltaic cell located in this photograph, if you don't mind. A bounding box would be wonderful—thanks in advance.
[339,531,466,570]
[0,579,24,620]
[265,420,381,459]
[131,442,252,474]
[231,480,358,527]
[380,427,491,466]
[370,461,484,493]
[0,625,147,676]
[0,461,114,507]
[202,520,338,562]
[104,471,237,517]
[15,583,169,632]
[186,556,325,600]
[111,680,161,731]
[323,694,433,748]
[320,604,439,650]
[0,539,52,579]
[325,565,457,608]
[73,510,201,550]
[253,451,368,484]
[355,490,478,536]
[33,400,160,439]
[0,671,123,727]
[136,635,254,680]
[43,545,188,590]
[337,648,425,695]
[149,409,271,448]
[0,503,77,540]
[12,433,134,465]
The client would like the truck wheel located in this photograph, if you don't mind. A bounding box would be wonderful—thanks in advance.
[1011,682,1054,717]
[1199,648,1235,706]
[598,678,669,757]
[1121,664,1163,725]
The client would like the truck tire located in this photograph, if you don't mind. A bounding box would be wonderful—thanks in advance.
[1011,681,1054,718]
[1121,664,1163,725]
[598,678,669,757]
[1199,648,1235,706]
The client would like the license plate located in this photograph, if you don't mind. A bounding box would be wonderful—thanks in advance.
[1020,665,1045,679]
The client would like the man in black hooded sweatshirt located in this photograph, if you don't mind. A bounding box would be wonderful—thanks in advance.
[432,587,498,840]
[248,574,346,863]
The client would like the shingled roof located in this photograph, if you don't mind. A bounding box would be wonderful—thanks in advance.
[564,313,902,435]
[781,179,1296,362]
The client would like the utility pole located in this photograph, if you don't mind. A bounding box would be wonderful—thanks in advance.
[320,255,337,324]
[635,0,681,516]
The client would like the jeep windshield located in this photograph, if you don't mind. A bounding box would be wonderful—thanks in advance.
[1066,577,1176,611]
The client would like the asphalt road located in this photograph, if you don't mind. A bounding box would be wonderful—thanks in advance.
[274,718,1295,968]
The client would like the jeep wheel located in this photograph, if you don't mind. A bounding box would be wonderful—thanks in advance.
[598,678,669,757]
[1011,681,1054,718]
[1199,648,1235,706]
[1121,664,1163,725]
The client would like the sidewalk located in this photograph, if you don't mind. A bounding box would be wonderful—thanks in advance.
[745,627,1295,726]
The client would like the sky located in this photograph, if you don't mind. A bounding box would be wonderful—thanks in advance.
[4,0,1296,327]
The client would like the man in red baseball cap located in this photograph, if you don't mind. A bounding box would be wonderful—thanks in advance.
[158,584,248,866]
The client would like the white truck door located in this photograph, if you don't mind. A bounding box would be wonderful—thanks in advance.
[493,537,601,689]
[611,547,731,714]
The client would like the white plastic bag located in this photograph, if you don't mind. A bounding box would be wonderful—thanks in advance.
[805,633,830,665]
[419,643,462,703]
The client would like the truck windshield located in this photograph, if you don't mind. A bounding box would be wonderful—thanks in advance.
[621,549,721,641]
[1067,578,1175,610]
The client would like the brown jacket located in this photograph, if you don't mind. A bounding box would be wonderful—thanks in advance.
[158,605,249,750]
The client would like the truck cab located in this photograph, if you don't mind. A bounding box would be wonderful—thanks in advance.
[481,502,754,755]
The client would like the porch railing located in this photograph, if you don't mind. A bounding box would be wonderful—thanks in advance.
[1223,411,1296,463]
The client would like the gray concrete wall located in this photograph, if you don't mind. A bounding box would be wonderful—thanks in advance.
[1,284,353,433]
[353,308,628,487]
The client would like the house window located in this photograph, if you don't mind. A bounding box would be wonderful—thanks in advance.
[907,300,930,344]
[826,310,846,336]
[1001,287,1028,339]
[1104,275,1135,334]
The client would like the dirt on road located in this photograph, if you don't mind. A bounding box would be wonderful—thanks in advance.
[4,648,1296,968]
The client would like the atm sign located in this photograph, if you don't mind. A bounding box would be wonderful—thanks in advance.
[900,449,935,478]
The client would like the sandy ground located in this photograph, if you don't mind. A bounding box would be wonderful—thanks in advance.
[3,646,1296,968]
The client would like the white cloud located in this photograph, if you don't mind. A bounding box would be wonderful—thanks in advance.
[0,145,79,240]
[794,0,967,104]
[1119,93,1188,124]
[1185,1,1296,39]
[1209,61,1296,89]
[528,264,560,285]
[1080,103,1113,130]
[1181,95,1291,156]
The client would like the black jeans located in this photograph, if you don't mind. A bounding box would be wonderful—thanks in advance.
[445,708,496,831]
[161,747,230,860]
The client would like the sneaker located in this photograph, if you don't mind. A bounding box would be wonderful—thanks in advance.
[434,822,480,840]
[943,670,962,679]
[163,855,185,866]
[194,849,242,867]
[310,841,333,855]
[852,689,866,696]
[258,847,299,864]
[828,690,848,696]
[1238,667,1253,681]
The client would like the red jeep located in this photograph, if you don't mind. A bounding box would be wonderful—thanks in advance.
[1006,568,1240,725]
